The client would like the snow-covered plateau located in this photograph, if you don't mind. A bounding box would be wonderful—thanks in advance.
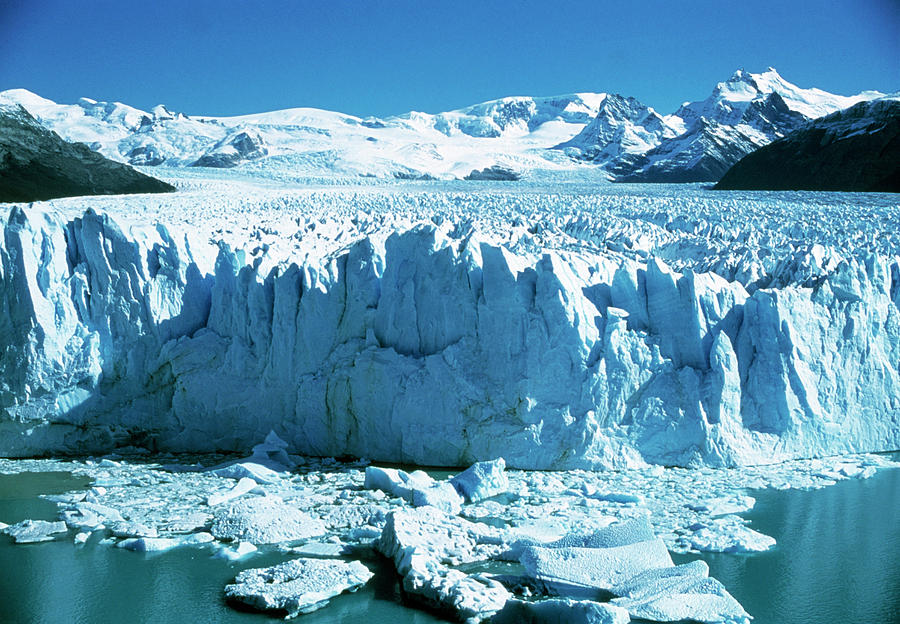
[2,176,898,469]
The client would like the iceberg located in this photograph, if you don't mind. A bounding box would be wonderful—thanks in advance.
[451,458,510,503]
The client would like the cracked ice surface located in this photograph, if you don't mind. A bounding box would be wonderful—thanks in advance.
[2,181,899,468]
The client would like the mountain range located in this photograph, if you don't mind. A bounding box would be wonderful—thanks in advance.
[0,68,889,183]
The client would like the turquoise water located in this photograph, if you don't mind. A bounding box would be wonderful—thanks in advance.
[1,463,898,624]
[0,472,446,624]
[674,459,900,624]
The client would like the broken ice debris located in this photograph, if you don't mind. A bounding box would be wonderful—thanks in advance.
[377,507,509,621]
[224,558,373,618]
[60,501,124,530]
[4,519,68,544]
[116,532,214,553]
[211,462,282,484]
[679,515,776,553]
[249,430,295,470]
[521,540,674,593]
[611,561,750,624]
[214,541,258,561]
[402,559,511,623]
[109,521,158,538]
[207,477,259,506]
[450,458,510,503]
[686,495,755,516]
[364,466,463,514]
[492,598,630,624]
[502,516,655,562]
[210,496,326,544]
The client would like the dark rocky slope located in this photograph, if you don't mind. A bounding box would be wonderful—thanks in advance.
[0,104,175,203]
[715,99,900,192]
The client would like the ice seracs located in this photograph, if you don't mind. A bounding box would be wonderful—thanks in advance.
[2,192,898,469]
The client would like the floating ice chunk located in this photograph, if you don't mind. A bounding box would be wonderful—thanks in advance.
[290,542,347,559]
[402,559,511,623]
[547,517,656,550]
[451,458,509,503]
[504,516,656,560]
[224,558,373,618]
[610,560,709,598]
[210,497,326,544]
[363,466,404,493]
[522,540,674,593]
[859,466,877,479]
[60,501,124,530]
[589,491,645,505]
[74,532,90,545]
[493,598,630,624]
[680,516,775,553]
[376,507,502,574]
[117,532,214,553]
[364,466,463,513]
[117,536,182,552]
[686,495,755,516]
[212,462,282,484]
[611,563,749,624]
[109,521,158,538]
[207,477,259,506]
[4,519,68,543]
[214,541,258,561]
[411,481,463,515]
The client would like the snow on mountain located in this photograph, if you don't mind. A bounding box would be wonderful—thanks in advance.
[0,103,174,202]
[679,68,882,124]
[555,94,683,162]
[0,69,886,184]
[612,68,885,182]
[0,89,609,180]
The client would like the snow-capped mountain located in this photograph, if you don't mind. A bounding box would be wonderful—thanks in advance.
[555,94,683,162]
[612,68,884,182]
[0,69,885,182]
[0,103,173,202]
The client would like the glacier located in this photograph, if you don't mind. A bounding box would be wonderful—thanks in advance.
[1,182,898,468]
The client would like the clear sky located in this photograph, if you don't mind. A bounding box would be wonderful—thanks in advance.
[1,0,897,118]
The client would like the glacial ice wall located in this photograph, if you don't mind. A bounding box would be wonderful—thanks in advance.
[2,205,899,468]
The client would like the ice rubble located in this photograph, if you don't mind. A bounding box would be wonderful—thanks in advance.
[1,185,898,469]
[0,449,896,623]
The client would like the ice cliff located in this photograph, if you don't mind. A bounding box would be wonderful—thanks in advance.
[2,205,898,468]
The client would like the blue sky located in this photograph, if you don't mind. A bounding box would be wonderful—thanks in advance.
[1,0,897,117]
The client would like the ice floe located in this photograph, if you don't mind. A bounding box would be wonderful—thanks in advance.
[224,557,373,618]
[4,519,68,543]
[210,496,327,544]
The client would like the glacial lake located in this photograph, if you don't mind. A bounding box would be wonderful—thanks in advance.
[1,460,898,624]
